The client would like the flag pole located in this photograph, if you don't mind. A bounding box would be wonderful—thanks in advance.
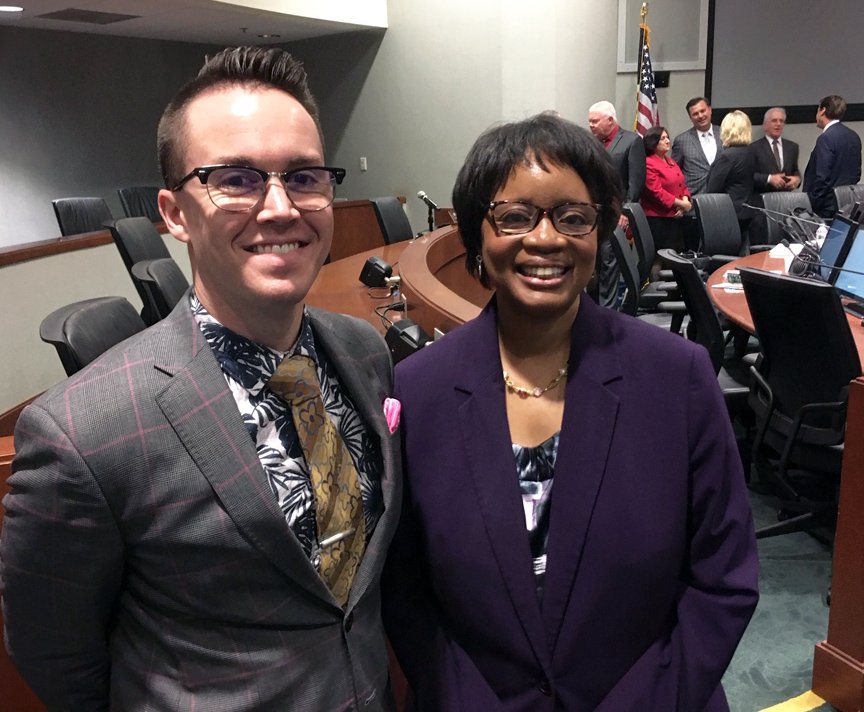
[635,3,648,132]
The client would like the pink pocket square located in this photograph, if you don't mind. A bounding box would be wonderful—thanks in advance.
[383,397,401,434]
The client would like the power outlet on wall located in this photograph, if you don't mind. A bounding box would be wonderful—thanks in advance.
[359,156,368,171]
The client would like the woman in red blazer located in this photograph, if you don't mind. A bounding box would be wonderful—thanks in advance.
[642,125,692,256]
[382,113,758,711]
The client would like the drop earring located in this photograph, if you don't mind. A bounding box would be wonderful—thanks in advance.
[475,254,484,281]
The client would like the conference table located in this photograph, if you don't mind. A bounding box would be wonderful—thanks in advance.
[307,226,489,337]
[706,248,864,359]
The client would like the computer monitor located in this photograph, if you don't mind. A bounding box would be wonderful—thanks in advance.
[818,214,858,282]
[833,225,864,313]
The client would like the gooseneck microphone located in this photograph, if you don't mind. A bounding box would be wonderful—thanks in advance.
[743,202,826,245]
[779,239,864,279]
[417,190,439,210]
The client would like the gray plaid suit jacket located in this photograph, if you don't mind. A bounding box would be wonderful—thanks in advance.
[1,295,401,711]
[671,125,723,195]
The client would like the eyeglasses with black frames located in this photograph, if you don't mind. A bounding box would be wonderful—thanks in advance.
[486,200,602,237]
[171,165,347,213]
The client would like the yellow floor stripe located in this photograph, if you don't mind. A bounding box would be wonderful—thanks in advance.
[759,690,827,712]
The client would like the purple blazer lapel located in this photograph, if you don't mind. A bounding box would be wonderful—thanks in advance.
[153,305,333,605]
[453,302,553,672]
[541,298,623,652]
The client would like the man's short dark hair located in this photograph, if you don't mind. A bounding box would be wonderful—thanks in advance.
[451,112,622,287]
[157,46,321,187]
[685,96,709,114]
[819,95,847,121]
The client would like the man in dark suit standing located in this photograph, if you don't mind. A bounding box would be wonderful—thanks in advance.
[803,95,863,217]
[751,107,801,192]
[588,100,646,307]
[1,47,401,711]
[671,96,724,196]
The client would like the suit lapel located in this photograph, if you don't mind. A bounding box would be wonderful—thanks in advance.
[153,301,334,604]
[541,299,622,652]
[455,303,554,673]
[307,309,398,610]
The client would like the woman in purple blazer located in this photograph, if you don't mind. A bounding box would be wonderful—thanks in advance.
[382,113,758,711]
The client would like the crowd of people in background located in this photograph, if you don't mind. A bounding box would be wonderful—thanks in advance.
[587,93,863,271]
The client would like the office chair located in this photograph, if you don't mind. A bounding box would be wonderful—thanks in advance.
[117,186,161,222]
[620,202,676,308]
[692,193,745,271]
[40,297,146,377]
[833,183,864,218]
[749,192,812,252]
[608,228,682,329]
[131,258,189,322]
[657,249,750,413]
[740,267,861,540]
[371,197,415,244]
[51,197,114,236]
[109,217,185,324]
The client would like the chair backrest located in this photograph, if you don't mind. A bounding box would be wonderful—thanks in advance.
[740,267,861,416]
[833,183,864,217]
[51,197,113,236]
[608,227,640,316]
[753,192,813,247]
[692,193,742,257]
[657,248,725,373]
[110,217,171,270]
[622,202,655,282]
[131,258,189,322]
[39,297,146,376]
[371,197,414,244]
[117,186,161,222]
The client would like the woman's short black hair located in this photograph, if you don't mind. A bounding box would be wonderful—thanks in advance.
[451,112,622,286]
[642,125,667,156]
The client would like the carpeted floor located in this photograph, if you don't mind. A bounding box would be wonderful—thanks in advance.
[722,487,836,712]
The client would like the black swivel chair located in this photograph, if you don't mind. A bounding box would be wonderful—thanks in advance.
[740,267,861,539]
[117,186,161,222]
[608,228,682,329]
[833,183,864,217]
[371,197,415,244]
[109,217,187,325]
[51,197,114,236]
[620,202,676,308]
[40,297,146,377]
[131,258,189,322]
[692,193,745,271]
[657,249,750,413]
[749,191,812,252]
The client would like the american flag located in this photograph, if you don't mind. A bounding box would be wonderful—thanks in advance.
[635,22,659,136]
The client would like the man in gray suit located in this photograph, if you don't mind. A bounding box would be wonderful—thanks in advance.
[671,96,724,196]
[1,47,401,711]
[588,100,646,307]
[672,96,723,249]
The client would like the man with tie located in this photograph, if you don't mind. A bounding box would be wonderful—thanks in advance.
[750,107,801,192]
[1,46,401,711]
[587,100,646,307]
[803,95,863,218]
[672,96,724,196]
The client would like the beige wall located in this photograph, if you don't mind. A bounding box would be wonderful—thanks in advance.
[0,238,191,414]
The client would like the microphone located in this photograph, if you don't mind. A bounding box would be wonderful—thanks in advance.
[743,202,826,244]
[417,191,439,210]
[779,239,864,279]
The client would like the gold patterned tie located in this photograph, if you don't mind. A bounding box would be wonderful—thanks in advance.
[269,354,365,607]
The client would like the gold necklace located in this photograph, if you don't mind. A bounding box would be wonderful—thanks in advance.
[503,365,568,399]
